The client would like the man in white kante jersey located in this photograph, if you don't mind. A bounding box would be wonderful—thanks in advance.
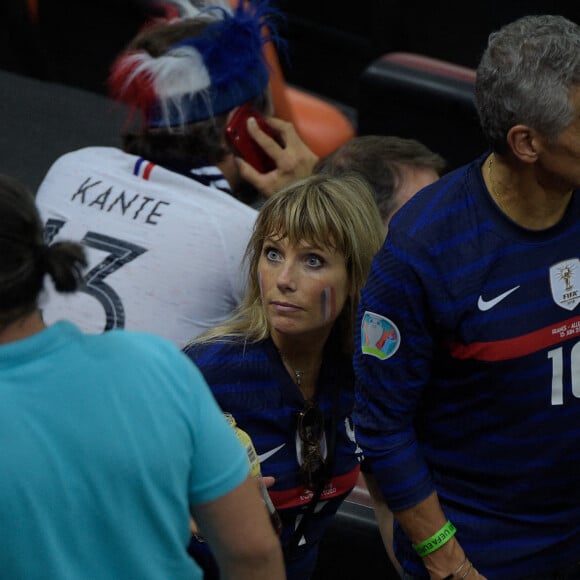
[36,1,282,347]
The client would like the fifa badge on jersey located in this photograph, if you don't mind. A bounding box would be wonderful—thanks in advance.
[550,259,580,311]
[361,311,400,360]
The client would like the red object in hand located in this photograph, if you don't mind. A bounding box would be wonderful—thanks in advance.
[225,103,281,173]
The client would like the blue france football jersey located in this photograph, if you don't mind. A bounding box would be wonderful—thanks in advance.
[354,153,580,578]
[184,337,362,579]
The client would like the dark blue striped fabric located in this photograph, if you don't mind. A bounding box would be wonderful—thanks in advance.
[184,337,362,580]
[354,153,580,578]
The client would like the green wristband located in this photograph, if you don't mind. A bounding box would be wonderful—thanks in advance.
[412,520,457,557]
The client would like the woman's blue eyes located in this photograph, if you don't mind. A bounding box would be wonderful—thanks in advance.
[264,247,324,268]
[306,255,323,268]
[265,248,282,261]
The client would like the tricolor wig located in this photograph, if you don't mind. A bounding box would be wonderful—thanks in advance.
[109,0,281,128]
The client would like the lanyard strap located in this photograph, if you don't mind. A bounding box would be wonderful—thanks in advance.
[285,384,340,555]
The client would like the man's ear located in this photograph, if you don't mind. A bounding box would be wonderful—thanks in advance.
[507,124,540,164]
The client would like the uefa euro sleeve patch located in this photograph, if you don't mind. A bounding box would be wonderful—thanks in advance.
[361,311,400,360]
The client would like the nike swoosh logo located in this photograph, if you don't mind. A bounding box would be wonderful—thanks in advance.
[477,286,520,311]
[257,443,286,463]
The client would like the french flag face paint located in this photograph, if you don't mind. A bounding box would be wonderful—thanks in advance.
[320,287,336,322]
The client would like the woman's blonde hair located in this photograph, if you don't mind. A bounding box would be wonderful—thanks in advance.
[190,173,384,353]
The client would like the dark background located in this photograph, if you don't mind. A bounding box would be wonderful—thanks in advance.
[3,0,578,173]
[2,1,579,108]
[275,0,580,107]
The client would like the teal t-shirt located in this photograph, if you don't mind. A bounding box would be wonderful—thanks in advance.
[0,321,249,579]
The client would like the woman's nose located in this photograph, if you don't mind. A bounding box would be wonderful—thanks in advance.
[276,261,297,290]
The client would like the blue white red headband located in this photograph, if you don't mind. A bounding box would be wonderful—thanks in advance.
[109,0,280,127]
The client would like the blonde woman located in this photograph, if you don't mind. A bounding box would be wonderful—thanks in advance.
[184,173,384,579]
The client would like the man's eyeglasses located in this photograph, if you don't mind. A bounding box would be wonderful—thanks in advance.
[297,401,327,491]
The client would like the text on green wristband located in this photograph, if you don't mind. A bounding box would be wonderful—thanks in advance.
[412,520,457,557]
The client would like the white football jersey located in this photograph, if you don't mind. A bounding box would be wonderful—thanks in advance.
[36,147,257,348]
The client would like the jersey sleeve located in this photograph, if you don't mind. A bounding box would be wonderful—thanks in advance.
[353,231,436,511]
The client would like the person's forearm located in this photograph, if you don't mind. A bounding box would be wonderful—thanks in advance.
[394,492,486,579]
[194,476,285,580]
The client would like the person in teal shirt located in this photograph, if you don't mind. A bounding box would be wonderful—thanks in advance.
[0,173,284,579]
